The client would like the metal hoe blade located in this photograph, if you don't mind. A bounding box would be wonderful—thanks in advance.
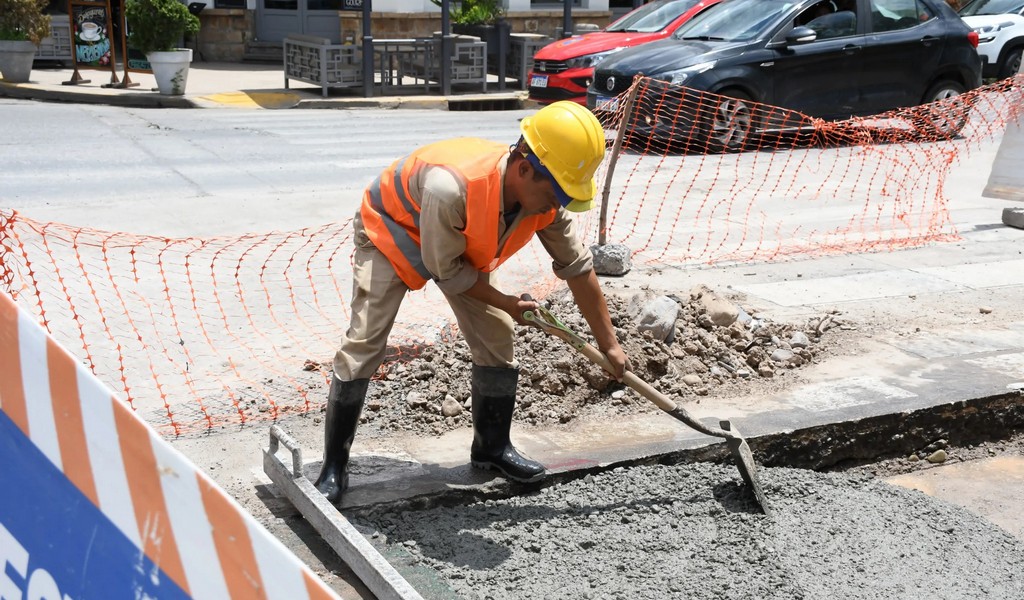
[720,420,770,514]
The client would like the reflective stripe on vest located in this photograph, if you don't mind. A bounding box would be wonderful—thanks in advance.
[364,157,432,284]
[361,138,555,290]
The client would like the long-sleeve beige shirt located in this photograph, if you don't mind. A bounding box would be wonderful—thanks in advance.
[411,150,594,296]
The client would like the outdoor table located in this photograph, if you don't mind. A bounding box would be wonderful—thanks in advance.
[372,39,434,92]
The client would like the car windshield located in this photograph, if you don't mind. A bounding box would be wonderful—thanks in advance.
[672,0,797,41]
[607,0,703,32]
[959,0,1024,16]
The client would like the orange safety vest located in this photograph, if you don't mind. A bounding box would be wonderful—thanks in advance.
[361,138,556,290]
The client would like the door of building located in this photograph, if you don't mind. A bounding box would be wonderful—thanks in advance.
[257,0,343,43]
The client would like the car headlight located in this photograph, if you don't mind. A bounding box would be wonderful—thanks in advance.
[658,61,717,86]
[972,25,995,43]
[565,48,624,70]
[973,21,1017,43]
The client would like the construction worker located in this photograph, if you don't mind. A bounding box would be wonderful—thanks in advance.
[316,101,631,504]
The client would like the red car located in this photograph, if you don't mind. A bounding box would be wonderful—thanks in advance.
[528,0,723,105]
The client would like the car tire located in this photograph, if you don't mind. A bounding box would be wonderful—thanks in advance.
[997,46,1023,80]
[917,80,970,140]
[701,90,756,153]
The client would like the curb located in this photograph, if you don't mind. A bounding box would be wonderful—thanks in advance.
[2,81,530,111]
[339,389,1024,515]
[1,81,196,108]
[296,96,451,110]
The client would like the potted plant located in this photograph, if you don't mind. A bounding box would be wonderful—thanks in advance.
[0,0,51,83]
[125,0,199,95]
[447,0,505,27]
[433,0,511,58]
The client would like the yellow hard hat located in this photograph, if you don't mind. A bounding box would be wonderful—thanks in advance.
[520,101,606,212]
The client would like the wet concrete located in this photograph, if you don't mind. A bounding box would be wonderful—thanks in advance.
[326,324,1024,511]
[287,329,1024,599]
[352,464,1024,600]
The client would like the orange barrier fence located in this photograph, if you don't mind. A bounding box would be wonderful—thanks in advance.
[595,75,1022,264]
[2,75,1021,436]
[0,215,561,436]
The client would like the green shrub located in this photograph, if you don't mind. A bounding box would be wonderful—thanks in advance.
[0,0,51,44]
[125,0,200,54]
[429,0,505,26]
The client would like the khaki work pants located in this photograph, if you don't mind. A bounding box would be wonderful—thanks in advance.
[332,212,517,381]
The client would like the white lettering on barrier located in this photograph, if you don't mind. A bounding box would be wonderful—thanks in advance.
[0,522,71,600]
[0,520,28,600]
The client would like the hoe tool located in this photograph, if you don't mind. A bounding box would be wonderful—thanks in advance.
[523,303,770,514]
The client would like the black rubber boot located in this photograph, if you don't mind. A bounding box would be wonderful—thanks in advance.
[470,365,547,483]
[314,377,369,504]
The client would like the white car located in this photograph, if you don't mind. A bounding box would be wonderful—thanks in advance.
[960,0,1024,78]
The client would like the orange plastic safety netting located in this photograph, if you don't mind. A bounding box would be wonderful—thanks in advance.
[1,75,1020,437]
[0,215,564,436]
[595,75,1022,264]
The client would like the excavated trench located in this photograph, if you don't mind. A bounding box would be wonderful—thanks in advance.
[333,288,1024,599]
[346,393,1024,600]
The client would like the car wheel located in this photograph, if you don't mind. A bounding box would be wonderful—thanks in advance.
[916,80,970,140]
[702,91,755,153]
[998,46,1023,80]
[623,85,705,155]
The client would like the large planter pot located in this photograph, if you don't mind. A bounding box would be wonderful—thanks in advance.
[453,21,511,58]
[0,40,38,83]
[146,48,193,95]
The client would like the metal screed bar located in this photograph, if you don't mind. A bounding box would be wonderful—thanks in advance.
[264,425,425,600]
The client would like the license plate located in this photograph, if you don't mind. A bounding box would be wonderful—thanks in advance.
[530,75,548,88]
[595,95,619,112]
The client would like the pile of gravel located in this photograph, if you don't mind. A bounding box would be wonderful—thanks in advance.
[353,464,1024,600]
[350,287,848,438]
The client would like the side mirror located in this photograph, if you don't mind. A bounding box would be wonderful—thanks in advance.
[786,26,818,45]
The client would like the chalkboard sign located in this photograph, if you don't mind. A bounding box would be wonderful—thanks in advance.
[65,0,120,85]
[124,31,152,72]
[69,1,115,68]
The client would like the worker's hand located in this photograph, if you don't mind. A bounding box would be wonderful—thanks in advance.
[508,293,539,327]
[601,344,631,382]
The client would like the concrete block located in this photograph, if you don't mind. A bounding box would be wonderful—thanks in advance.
[591,243,631,276]
[1003,207,1024,230]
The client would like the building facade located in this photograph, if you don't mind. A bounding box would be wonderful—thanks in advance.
[193,0,630,61]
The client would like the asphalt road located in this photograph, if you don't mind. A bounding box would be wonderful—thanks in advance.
[2,100,526,236]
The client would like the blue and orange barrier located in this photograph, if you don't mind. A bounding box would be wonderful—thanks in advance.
[0,289,339,600]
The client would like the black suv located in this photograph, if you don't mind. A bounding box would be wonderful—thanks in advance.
[588,0,982,151]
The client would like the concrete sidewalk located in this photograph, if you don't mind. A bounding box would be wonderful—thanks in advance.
[1,60,529,109]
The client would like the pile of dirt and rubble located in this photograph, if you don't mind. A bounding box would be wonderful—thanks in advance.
[353,463,1024,600]
[345,286,851,437]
